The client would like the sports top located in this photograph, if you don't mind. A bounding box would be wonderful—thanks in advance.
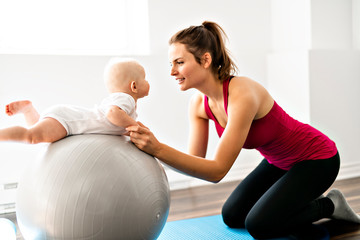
[204,77,337,170]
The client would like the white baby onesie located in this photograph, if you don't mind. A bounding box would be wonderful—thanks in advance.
[41,92,137,136]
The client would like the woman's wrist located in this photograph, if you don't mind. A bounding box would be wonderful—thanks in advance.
[153,142,165,159]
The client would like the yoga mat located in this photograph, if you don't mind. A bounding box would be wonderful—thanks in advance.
[157,215,329,240]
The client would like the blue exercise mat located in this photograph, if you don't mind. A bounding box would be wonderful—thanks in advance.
[157,215,329,240]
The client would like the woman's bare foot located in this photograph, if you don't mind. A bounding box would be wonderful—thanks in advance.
[5,100,40,126]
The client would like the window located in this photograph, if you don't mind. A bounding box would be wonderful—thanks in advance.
[0,0,149,55]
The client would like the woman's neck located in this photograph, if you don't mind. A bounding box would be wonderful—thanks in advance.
[197,75,223,102]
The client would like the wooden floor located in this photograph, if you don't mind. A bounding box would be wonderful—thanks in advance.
[2,177,360,239]
[168,177,360,239]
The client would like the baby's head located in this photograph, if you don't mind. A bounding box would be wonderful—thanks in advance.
[104,58,150,100]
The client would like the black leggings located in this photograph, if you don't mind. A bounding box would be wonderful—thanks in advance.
[222,152,340,239]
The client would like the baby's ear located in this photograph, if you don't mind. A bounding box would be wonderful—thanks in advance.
[130,81,138,93]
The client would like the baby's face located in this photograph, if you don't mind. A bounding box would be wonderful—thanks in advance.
[137,68,150,98]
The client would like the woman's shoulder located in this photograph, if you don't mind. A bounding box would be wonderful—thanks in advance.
[229,76,262,87]
[229,76,274,119]
[190,91,204,102]
[229,76,269,96]
[228,76,258,95]
[189,92,208,120]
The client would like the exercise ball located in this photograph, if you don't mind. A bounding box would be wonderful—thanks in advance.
[16,134,170,240]
[0,218,16,240]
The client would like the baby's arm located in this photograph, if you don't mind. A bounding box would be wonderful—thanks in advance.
[106,105,138,128]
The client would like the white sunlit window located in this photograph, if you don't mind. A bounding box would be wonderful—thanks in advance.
[0,0,149,55]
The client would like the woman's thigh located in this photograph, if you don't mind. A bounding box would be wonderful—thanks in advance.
[222,159,286,228]
[245,153,340,237]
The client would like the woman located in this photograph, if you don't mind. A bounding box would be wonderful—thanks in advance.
[126,21,360,239]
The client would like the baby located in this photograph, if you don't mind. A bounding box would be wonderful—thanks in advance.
[0,58,150,144]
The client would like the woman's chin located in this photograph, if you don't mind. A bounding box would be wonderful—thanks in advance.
[179,86,189,91]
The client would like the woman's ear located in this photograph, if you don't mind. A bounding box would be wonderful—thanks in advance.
[130,81,138,93]
[202,52,212,69]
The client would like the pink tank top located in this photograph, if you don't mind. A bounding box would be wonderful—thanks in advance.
[204,78,337,170]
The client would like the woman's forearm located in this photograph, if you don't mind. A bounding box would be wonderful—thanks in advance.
[127,124,234,183]
[155,143,227,183]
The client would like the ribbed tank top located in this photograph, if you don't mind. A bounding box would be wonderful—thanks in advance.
[204,78,337,170]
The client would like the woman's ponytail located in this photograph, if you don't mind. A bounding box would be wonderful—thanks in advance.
[169,21,238,81]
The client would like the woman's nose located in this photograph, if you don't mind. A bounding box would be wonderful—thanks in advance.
[170,66,177,76]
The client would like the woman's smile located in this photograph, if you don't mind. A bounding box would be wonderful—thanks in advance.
[176,77,185,85]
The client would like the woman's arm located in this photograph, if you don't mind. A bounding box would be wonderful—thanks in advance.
[127,79,261,183]
[187,93,209,158]
[127,125,224,182]
[212,80,259,176]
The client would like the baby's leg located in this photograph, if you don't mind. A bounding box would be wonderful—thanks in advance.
[6,100,40,126]
[0,118,67,144]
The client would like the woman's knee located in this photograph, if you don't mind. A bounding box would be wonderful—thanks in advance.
[221,204,245,228]
[245,212,274,239]
[222,206,274,238]
[221,209,235,228]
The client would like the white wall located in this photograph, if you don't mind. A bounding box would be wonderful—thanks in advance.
[0,0,358,204]
[309,50,360,179]
[311,0,353,49]
[268,0,360,180]
[309,0,360,179]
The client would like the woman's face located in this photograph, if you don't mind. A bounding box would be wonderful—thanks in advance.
[168,43,206,91]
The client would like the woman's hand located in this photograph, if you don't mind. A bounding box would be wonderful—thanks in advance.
[126,122,161,156]
[128,121,228,183]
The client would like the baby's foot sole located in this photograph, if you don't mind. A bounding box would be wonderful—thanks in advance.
[6,100,33,116]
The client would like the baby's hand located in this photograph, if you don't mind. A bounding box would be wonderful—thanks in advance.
[126,122,159,156]
[136,121,149,130]
[123,122,141,137]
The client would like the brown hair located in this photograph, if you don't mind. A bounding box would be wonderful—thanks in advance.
[169,21,238,82]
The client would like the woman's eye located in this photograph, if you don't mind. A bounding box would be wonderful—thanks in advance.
[177,61,184,65]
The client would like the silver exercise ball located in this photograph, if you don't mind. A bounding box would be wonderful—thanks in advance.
[16,134,170,240]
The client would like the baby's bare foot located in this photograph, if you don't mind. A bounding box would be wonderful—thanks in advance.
[6,100,33,116]
[6,100,40,126]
